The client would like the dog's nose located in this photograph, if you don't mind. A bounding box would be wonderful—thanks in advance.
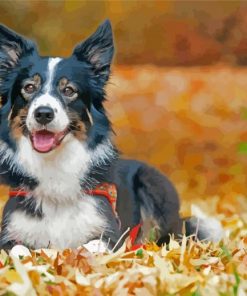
[34,106,54,125]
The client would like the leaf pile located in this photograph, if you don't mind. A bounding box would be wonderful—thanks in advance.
[0,198,246,296]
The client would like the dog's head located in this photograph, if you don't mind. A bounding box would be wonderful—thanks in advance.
[0,20,113,153]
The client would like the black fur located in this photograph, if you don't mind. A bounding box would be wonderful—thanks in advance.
[0,20,213,251]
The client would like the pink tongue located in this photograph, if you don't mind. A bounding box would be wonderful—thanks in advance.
[32,131,55,152]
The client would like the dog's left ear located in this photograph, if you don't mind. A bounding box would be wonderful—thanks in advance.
[72,20,114,84]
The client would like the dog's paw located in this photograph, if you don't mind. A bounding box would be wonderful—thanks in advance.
[83,240,109,253]
[9,245,31,258]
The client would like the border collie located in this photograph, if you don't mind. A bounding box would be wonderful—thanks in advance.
[0,20,222,251]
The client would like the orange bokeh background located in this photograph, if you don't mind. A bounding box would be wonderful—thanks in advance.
[0,1,246,216]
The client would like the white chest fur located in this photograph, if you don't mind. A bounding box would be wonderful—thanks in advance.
[7,197,107,249]
[6,135,111,249]
[16,134,91,204]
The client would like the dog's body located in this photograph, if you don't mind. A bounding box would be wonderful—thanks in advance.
[0,20,222,251]
[1,136,181,250]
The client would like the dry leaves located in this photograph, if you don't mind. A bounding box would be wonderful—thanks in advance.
[0,201,245,295]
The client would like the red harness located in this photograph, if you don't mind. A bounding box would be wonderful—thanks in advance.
[9,182,118,216]
[9,183,142,250]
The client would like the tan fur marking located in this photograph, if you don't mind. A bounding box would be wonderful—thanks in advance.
[68,111,87,142]
[10,107,28,140]
[72,119,87,141]
[59,78,68,90]
[33,74,41,87]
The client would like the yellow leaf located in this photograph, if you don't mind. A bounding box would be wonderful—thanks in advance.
[28,270,40,286]
[5,269,23,283]
[169,238,180,250]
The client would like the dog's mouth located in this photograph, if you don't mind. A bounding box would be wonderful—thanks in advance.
[30,129,68,153]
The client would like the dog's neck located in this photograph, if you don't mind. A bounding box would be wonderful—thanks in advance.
[15,134,116,205]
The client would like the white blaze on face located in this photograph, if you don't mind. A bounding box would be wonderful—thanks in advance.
[44,58,61,93]
[26,58,69,133]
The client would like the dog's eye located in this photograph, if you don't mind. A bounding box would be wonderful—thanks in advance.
[63,87,75,97]
[24,84,36,94]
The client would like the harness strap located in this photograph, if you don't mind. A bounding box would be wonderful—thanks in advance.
[9,182,118,214]
[9,190,28,197]
[85,183,118,216]
[9,182,143,250]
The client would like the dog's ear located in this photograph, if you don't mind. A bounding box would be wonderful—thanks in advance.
[0,25,36,119]
[0,24,36,70]
[72,20,114,84]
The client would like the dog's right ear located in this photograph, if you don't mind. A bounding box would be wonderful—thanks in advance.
[0,25,36,121]
[0,24,36,70]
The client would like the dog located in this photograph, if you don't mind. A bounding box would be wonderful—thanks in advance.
[0,20,223,251]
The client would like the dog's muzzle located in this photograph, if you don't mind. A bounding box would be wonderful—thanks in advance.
[29,105,68,153]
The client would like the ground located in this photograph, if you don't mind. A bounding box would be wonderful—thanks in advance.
[0,65,246,295]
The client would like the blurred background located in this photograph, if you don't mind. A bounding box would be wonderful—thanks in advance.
[0,0,247,217]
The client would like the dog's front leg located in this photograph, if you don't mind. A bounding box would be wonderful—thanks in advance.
[0,141,38,190]
[0,232,15,252]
